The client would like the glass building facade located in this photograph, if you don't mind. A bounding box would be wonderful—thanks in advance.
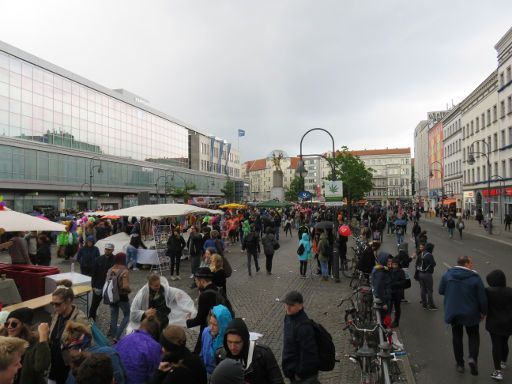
[0,50,188,167]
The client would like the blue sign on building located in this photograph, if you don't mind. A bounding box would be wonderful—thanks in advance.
[298,191,313,200]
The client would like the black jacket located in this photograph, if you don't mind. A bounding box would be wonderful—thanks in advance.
[282,309,319,380]
[390,268,407,300]
[261,233,277,256]
[187,232,204,256]
[243,232,260,254]
[216,318,284,384]
[485,270,512,336]
[357,247,376,275]
[186,283,219,353]
[91,254,115,289]
[166,235,186,256]
[415,244,436,274]
[151,347,207,384]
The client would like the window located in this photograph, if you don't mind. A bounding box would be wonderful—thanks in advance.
[481,113,485,129]
[482,164,486,181]
[494,133,498,150]
[488,135,492,152]
[477,167,480,182]
[462,126,466,139]
[508,96,512,114]
[501,101,506,118]
[502,130,506,148]
[493,105,498,122]
[507,66,511,83]
[502,161,507,179]
[471,121,474,135]
[500,72,505,87]
[487,109,491,125]
[476,117,479,131]
[494,162,498,176]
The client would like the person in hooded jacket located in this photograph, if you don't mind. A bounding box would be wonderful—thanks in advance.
[76,236,100,277]
[317,233,330,281]
[261,227,279,275]
[485,269,512,381]
[370,252,393,313]
[390,257,407,327]
[210,359,244,384]
[152,325,207,384]
[215,318,284,384]
[439,256,488,376]
[200,305,233,375]
[357,241,380,277]
[415,243,437,310]
[297,233,312,278]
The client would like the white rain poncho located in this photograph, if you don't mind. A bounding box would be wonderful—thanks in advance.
[127,276,197,333]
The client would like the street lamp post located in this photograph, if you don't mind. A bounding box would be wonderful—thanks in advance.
[89,158,103,210]
[429,160,443,212]
[467,139,492,231]
[296,128,336,206]
[490,175,505,223]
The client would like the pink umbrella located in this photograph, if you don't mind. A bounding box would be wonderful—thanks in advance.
[338,225,351,237]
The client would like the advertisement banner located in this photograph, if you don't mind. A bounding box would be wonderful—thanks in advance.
[324,180,343,202]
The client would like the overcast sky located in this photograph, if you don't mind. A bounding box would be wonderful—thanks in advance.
[1,1,511,161]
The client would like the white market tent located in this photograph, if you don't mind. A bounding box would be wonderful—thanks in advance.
[100,203,223,218]
[0,209,66,232]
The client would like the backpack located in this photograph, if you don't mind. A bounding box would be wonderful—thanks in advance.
[103,268,122,305]
[297,243,305,256]
[297,320,336,371]
[321,241,332,255]
[205,288,235,318]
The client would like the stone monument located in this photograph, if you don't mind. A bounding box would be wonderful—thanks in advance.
[270,151,285,201]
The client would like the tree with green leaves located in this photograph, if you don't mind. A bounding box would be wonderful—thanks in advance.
[285,176,303,202]
[221,178,236,203]
[327,146,374,215]
[167,182,197,202]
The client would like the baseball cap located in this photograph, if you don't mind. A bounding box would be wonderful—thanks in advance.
[104,243,115,250]
[282,290,303,305]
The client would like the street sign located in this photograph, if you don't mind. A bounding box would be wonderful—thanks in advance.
[324,180,343,202]
[298,191,312,200]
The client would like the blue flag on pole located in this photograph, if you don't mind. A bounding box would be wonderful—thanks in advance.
[238,129,245,137]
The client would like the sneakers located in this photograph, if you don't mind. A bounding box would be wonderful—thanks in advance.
[427,305,439,311]
[491,370,503,381]
[456,365,464,374]
[468,358,478,376]
[501,362,507,369]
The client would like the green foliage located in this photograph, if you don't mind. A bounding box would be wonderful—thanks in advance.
[168,182,196,200]
[329,146,374,201]
[221,179,236,203]
[285,176,303,202]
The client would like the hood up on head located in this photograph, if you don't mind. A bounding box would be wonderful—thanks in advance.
[377,251,392,266]
[486,269,507,287]
[210,358,244,384]
[301,233,310,242]
[224,318,250,362]
[211,305,233,357]
[424,243,434,253]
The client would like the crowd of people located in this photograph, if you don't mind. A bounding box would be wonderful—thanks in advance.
[1,202,512,383]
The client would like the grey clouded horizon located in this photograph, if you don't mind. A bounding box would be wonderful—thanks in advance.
[1,0,511,161]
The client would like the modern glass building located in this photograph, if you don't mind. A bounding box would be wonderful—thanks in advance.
[0,40,242,212]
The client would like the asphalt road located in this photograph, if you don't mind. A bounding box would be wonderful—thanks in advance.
[379,219,512,383]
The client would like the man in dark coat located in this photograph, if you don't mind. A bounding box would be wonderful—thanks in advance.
[282,291,320,383]
[439,256,488,376]
[416,242,437,311]
[242,225,261,276]
[186,267,220,354]
[187,226,204,288]
[76,235,100,277]
[370,252,393,312]
[216,318,284,384]
[261,227,279,275]
[166,228,186,280]
[89,243,115,320]
[485,269,512,381]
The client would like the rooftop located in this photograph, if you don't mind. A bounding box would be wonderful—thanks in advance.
[349,148,411,157]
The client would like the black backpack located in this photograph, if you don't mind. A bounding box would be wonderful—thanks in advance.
[297,319,336,371]
[297,243,305,255]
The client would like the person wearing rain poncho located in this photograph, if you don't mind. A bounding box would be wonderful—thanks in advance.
[200,305,233,375]
[127,274,196,333]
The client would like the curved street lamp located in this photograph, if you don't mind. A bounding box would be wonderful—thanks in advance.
[467,139,492,229]
[89,157,103,210]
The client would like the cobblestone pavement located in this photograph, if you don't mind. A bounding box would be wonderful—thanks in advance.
[1,233,363,383]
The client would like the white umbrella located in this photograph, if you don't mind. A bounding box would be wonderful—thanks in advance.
[99,203,219,218]
[0,209,66,232]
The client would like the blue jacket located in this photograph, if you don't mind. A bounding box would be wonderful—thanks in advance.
[297,233,311,261]
[439,267,488,326]
[370,252,392,304]
[200,305,233,374]
[66,345,126,384]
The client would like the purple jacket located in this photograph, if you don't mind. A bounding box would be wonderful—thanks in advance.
[114,330,161,384]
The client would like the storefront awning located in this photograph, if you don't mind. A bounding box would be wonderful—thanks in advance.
[442,198,456,206]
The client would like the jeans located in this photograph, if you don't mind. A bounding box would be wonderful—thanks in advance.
[170,253,181,276]
[265,254,274,273]
[126,245,137,267]
[391,297,401,324]
[448,227,454,238]
[418,272,434,306]
[490,333,509,370]
[89,291,103,320]
[247,251,259,275]
[274,226,280,241]
[109,301,130,339]
[396,233,403,245]
[452,324,480,366]
[299,260,308,276]
[320,260,328,277]
[190,252,201,276]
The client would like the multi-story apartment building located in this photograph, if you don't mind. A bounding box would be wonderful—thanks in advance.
[442,105,463,212]
[460,71,499,216]
[242,153,299,201]
[428,120,444,208]
[0,40,242,211]
[350,148,412,205]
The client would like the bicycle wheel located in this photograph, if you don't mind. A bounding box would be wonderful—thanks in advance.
[360,357,380,384]
[341,257,353,278]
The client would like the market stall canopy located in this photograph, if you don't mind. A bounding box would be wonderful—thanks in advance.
[256,200,294,208]
[95,232,131,252]
[98,203,222,218]
[0,209,66,232]
[219,203,247,209]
